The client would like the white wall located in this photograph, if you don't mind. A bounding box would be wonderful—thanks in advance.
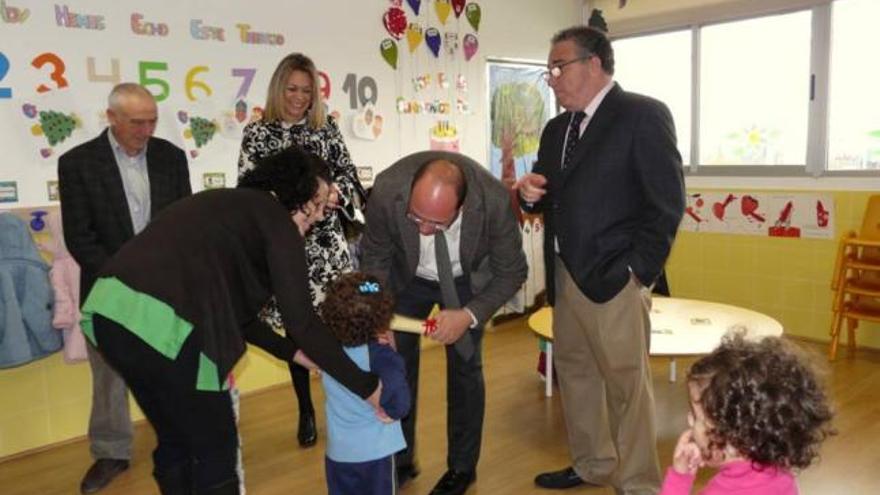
[0,0,582,207]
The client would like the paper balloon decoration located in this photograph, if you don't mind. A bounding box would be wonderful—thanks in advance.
[463,33,478,61]
[435,0,452,25]
[425,28,441,58]
[444,32,459,56]
[380,39,399,69]
[406,0,421,15]
[465,3,481,31]
[406,23,423,53]
[383,7,407,39]
[452,0,465,18]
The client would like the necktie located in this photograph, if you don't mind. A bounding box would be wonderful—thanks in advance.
[562,111,586,170]
[434,231,475,361]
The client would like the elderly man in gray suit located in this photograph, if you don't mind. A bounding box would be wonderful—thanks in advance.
[360,151,527,495]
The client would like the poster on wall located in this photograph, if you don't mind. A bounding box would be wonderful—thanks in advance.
[680,191,835,239]
[486,61,555,188]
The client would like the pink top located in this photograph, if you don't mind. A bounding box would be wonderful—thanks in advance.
[660,460,798,495]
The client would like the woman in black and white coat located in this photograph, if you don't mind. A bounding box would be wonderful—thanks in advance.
[237,53,362,448]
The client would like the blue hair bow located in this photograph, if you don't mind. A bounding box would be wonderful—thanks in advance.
[358,281,380,294]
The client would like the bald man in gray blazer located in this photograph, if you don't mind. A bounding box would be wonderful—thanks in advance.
[360,151,527,495]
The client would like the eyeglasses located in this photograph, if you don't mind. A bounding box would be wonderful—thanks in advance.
[406,210,456,232]
[542,55,593,81]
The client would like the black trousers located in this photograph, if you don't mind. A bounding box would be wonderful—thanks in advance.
[393,276,485,473]
[93,315,240,495]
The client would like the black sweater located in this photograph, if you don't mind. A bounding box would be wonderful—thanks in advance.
[98,188,377,398]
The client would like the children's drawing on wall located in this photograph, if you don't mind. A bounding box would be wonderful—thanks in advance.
[352,103,385,141]
[487,62,555,189]
[429,120,458,152]
[680,191,835,239]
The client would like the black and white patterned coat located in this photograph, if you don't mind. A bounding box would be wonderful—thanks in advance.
[238,117,358,328]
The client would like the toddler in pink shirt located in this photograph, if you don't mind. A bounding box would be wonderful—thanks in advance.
[660,335,835,495]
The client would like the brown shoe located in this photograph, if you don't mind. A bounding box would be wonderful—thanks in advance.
[80,459,130,494]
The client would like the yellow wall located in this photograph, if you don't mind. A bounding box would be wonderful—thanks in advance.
[0,334,442,459]
[0,347,290,459]
[666,189,880,351]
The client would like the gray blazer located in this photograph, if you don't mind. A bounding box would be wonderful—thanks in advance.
[360,151,527,325]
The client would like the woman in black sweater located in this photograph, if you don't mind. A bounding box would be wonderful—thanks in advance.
[81,147,382,495]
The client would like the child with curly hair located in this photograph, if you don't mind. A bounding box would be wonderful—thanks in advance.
[660,335,835,495]
[319,272,411,495]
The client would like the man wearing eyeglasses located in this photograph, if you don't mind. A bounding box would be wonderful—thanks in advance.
[361,151,527,495]
[516,26,685,495]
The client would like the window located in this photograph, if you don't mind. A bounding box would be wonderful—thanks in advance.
[828,0,880,170]
[614,30,692,164]
[611,0,880,176]
[699,12,811,166]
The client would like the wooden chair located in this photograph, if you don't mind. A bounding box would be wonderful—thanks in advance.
[830,195,880,359]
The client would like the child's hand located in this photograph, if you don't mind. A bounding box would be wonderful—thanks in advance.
[672,430,703,475]
[376,329,397,350]
[366,381,394,424]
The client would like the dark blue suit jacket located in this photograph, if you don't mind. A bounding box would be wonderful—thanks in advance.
[523,83,685,304]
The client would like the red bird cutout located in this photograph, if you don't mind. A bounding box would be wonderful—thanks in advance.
[712,194,736,220]
[740,195,765,222]
[816,200,829,227]
[685,206,703,223]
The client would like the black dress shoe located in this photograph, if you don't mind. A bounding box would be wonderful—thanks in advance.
[80,458,130,494]
[535,466,600,489]
[396,463,420,487]
[297,411,317,447]
[428,469,476,495]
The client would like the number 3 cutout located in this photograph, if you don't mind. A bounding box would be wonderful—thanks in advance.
[32,53,69,93]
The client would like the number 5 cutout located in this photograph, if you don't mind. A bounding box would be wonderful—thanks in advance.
[32,52,69,93]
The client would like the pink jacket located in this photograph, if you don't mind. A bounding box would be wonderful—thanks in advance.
[42,210,87,363]
[660,461,798,495]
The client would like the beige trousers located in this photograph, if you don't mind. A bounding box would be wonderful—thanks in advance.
[553,257,661,495]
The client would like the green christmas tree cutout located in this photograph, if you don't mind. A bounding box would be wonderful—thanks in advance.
[38,110,79,146]
[22,103,82,158]
[185,116,217,148]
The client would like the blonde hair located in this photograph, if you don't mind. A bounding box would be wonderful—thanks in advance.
[263,53,326,129]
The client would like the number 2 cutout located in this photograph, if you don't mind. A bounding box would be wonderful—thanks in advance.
[32,52,69,93]
[0,52,11,98]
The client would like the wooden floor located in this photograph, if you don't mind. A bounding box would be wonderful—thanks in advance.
[2,316,879,494]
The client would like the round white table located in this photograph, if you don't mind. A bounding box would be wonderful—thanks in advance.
[528,297,784,397]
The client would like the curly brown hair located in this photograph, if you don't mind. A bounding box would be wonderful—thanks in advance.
[319,272,394,347]
[688,334,835,471]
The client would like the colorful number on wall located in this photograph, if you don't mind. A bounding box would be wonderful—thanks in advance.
[32,52,69,93]
[138,61,170,102]
[185,65,212,101]
[0,52,11,98]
